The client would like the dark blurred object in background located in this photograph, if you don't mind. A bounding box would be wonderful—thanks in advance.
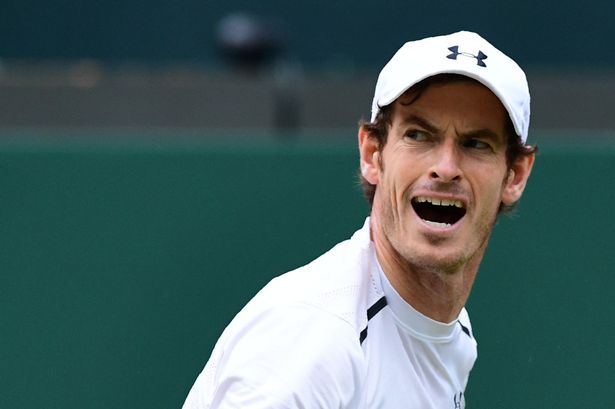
[216,13,286,71]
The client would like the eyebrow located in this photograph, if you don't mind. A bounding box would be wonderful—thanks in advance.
[401,114,440,134]
[401,113,505,144]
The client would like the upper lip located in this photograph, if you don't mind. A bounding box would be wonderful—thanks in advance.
[411,194,468,209]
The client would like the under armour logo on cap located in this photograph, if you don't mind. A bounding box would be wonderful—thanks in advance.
[446,45,488,67]
[371,31,530,141]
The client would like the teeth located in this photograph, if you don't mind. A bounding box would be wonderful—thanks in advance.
[424,220,452,228]
[414,196,464,208]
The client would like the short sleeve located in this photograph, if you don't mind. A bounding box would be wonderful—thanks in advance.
[186,304,365,409]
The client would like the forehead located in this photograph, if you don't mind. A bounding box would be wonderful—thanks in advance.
[396,75,498,107]
[392,76,509,136]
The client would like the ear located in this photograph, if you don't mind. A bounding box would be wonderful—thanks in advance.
[358,126,381,185]
[501,152,535,206]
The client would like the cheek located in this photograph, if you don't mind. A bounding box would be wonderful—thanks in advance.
[481,175,509,211]
[389,170,420,219]
[468,164,507,211]
[375,162,409,210]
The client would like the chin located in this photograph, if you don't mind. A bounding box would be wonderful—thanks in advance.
[416,252,466,275]
[396,241,467,275]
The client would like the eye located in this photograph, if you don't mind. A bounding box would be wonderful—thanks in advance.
[463,138,493,150]
[405,130,430,142]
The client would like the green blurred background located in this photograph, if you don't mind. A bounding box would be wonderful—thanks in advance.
[1,1,615,408]
[1,132,614,408]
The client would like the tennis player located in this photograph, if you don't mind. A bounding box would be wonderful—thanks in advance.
[183,30,536,408]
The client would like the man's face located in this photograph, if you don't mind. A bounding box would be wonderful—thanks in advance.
[360,79,532,273]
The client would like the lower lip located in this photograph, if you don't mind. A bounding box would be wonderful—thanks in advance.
[423,220,456,229]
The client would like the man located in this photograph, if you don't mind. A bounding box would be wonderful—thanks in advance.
[183,31,536,408]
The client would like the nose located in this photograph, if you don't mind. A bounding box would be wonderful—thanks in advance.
[429,141,462,182]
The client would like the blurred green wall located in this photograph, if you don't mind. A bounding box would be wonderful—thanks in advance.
[1,130,613,408]
[1,0,612,67]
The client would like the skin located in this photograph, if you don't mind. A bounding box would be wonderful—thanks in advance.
[359,79,535,323]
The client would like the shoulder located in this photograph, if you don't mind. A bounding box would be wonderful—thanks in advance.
[185,221,376,408]
[196,303,366,408]
[218,231,374,368]
[251,220,377,331]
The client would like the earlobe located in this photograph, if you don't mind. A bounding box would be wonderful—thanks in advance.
[501,153,535,205]
[358,126,381,185]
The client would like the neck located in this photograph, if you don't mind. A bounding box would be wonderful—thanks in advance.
[371,221,486,323]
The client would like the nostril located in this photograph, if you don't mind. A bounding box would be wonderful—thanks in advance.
[430,170,461,182]
[429,150,463,181]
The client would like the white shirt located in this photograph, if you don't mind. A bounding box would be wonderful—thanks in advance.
[183,218,477,408]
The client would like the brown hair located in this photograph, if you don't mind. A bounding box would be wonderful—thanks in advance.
[358,74,537,214]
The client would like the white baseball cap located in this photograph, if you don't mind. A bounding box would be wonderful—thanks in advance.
[371,31,531,142]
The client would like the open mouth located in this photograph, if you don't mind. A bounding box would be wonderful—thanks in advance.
[411,196,466,228]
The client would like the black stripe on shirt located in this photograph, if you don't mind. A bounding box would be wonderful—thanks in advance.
[458,320,472,338]
[359,296,388,344]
